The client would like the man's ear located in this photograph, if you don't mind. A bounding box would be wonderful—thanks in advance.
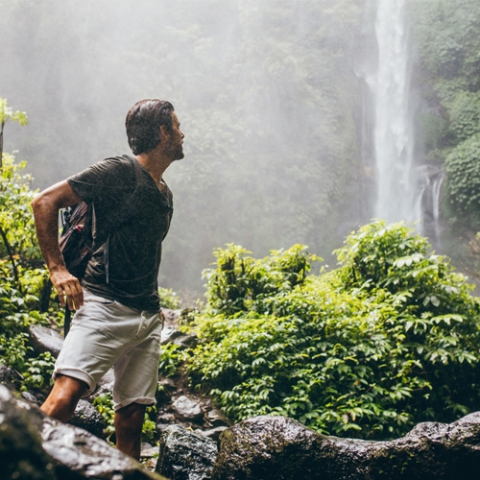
[159,124,169,142]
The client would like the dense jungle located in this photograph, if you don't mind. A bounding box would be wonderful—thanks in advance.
[2,0,480,449]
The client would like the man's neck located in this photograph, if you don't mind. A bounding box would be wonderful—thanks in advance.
[136,150,171,184]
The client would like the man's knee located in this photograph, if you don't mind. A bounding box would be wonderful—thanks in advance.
[41,375,88,421]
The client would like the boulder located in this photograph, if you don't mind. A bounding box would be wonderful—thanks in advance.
[21,390,40,405]
[42,418,167,479]
[172,395,203,422]
[162,308,182,326]
[196,426,229,443]
[0,363,22,390]
[161,328,198,349]
[213,415,480,480]
[206,409,231,428]
[156,425,218,480]
[0,385,55,480]
[68,398,107,438]
[28,325,64,357]
[0,384,168,480]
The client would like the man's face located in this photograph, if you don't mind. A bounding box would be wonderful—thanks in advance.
[165,112,185,160]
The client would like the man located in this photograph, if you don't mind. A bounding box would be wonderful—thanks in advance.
[31,99,184,459]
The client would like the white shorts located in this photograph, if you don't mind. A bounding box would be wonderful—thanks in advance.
[54,289,163,410]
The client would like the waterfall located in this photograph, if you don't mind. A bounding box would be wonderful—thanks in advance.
[368,0,418,224]
[415,165,444,247]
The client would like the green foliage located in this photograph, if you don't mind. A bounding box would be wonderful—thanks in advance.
[187,221,480,439]
[448,92,480,143]
[0,151,62,391]
[410,0,480,86]
[158,343,184,377]
[410,0,480,232]
[0,98,28,127]
[0,153,45,306]
[444,134,480,216]
[158,287,181,310]
[21,352,55,391]
[203,244,320,316]
[142,405,158,444]
[92,393,116,439]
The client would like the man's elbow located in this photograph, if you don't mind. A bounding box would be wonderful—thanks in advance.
[31,192,43,215]
[31,190,56,217]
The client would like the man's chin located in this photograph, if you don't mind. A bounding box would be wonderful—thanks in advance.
[173,150,185,161]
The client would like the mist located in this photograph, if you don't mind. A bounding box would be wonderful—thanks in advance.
[0,0,367,294]
[4,0,475,295]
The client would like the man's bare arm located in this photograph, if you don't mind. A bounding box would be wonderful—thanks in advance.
[31,180,85,310]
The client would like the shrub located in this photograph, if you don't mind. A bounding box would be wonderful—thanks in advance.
[445,133,480,217]
[187,221,480,439]
[0,153,62,389]
[448,91,480,143]
[158,287,181,310]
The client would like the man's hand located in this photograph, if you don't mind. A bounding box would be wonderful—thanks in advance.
[50,267,84,311]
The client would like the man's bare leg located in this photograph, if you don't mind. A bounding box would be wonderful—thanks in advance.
[40,374,88,422]
[114,402,146,460]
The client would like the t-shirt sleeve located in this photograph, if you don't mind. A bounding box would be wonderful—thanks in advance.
[67,157,134,204]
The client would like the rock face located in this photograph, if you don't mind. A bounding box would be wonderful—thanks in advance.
[212,415,480,480]
[0,385,168,480]
[0,363,22,390]
[68,398,107,438]
[0,385,55,480]
[28,325,64,357]
[172,395,204,422]
[157,425,218,480]
[42,418,164,479]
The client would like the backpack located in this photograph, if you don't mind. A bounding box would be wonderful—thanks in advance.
[59,201,93,280]
[59,155,143,334]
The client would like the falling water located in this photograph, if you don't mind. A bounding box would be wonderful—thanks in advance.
[415,166,444,247]
[369,0,418,223]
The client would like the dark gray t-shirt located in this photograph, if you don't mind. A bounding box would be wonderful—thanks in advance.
[67,155,173,312]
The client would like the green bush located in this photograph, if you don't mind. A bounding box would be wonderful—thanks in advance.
[158,287,181,310]
[187,221,480,439]
[0,153,62,389]
[203,243,320,316]
[448,91,480,143]
[444,133,480,216]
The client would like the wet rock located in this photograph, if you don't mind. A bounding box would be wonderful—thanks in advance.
[87,374,114,402]
[21,390,40,405]
[156,424,218,480]
[0,384,168,480]
[162,308,182,326]
[161,328,198,348]
[0,385,55,480]
[156,378,177,405]
[42,417,168,479]
[172,395,203,422]
[206,409,231,427]
[68,399,107,438]
[0,363,22,390]
[141,443,158,458]
[157,412,177,432]
[29,325,64,357]
[213,415,480,480]
[196,426,228,443]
